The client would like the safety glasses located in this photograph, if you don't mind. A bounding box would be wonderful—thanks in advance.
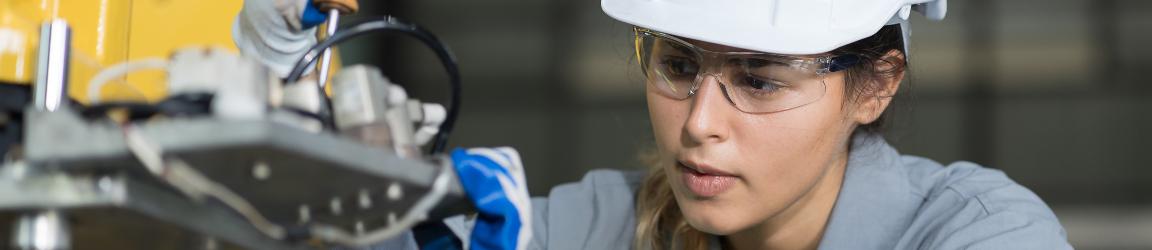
[634,27,860,113]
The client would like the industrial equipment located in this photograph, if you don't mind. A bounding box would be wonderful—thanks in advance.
[0,2,470,249]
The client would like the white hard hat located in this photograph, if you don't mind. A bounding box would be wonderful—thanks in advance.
[602,0,947,55]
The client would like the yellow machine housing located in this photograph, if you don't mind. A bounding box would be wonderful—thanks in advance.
[0,0,338,104]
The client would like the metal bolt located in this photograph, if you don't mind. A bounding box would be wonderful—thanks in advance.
[355,221,365,235]
[387,182,403,201]
[330,198,343,215]
[358,189,372,209]
[299,205,311,224]
[97,176,113,192]
[387,212,397,225]
[252,161,271,180]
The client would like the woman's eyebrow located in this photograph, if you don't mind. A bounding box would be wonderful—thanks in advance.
[662,40,697,57]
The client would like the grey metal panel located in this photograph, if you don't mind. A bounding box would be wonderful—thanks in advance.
[0,173,312,250]
[10,109,470,249]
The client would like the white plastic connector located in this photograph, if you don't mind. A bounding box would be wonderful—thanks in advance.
[210,54,271,120]
[168,47,234,95]
[387,85,408,107]
[164,46,271,120]
[281,78,322,114]
[413,103,446,146]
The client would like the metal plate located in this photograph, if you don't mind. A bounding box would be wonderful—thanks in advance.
[0,172,312,250]
[14,110,469,248]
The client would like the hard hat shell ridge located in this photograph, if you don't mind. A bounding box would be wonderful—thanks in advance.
[602,0,946,55]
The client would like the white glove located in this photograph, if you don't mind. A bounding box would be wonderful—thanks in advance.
[232,0,326,78]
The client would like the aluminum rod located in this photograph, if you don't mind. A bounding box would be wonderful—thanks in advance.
[318,9,340,88]
[33,19,71,112]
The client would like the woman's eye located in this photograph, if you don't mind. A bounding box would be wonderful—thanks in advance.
[660,58,699,75]
[742,76,783,91]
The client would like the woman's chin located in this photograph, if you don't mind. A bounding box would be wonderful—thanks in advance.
[679,202,751,235]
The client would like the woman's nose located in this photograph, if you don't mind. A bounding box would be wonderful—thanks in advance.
[684,74,732,144]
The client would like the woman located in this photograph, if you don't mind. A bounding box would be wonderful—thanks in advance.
[515,0,1071,249]
[235,0,1073,249]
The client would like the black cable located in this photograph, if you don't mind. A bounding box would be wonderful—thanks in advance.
[80,93,214,120]
[0,114,20,158]
[0,83,30,157]
[0,83,30,113]
[280,106,328,124]
[286,16,461,155]
[80,103,160,120]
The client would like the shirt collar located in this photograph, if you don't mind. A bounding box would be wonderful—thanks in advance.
[816,132,920,250]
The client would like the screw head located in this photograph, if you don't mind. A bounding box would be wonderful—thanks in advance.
[299,205,311,223]
[97,176,113,192]
[358,189,372,209]
[387,183,403,201]
[252,161,271,180]
[330,198,343,215]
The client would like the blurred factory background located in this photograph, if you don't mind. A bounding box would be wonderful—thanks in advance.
[337,0,1152,249]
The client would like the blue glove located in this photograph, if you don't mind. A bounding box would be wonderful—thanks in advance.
[300,2,328,29]
[452,148,531,250]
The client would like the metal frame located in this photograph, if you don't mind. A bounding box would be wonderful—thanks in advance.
[2,108,468,249]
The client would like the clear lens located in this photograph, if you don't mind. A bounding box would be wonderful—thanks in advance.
[637,32,701,99]
[635,28,827,113]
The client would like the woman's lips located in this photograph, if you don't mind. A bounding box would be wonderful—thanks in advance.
[679,161,738,197]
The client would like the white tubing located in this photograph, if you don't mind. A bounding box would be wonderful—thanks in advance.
[87,58,168,104]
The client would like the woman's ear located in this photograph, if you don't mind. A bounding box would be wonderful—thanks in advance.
[852,49,905,125]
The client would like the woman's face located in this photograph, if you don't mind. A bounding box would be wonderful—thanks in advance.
[647,39,871,235]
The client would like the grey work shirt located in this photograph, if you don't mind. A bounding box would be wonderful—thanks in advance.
[520,134,1073,250]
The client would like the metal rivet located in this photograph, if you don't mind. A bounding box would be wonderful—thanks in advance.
[299,205,311,224]
[387,183,403,201]
[252,161,271,180]
[355,221,365,235]
[97,176,113,192]
[330,198,343,215]
[358,189,372,209]
[387,212,397,225]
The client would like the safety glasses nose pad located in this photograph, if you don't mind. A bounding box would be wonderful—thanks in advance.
[716,83,738,108]
[689,70,727,99]
[687,72,712,98]
[687,71,740,108]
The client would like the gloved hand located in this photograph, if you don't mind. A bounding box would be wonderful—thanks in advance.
[232,0,329,78]
[451,148,532,250]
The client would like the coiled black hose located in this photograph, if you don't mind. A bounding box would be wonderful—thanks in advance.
[285,16,461,155]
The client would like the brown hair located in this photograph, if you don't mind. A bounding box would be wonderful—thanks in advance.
[632,24,909,250]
